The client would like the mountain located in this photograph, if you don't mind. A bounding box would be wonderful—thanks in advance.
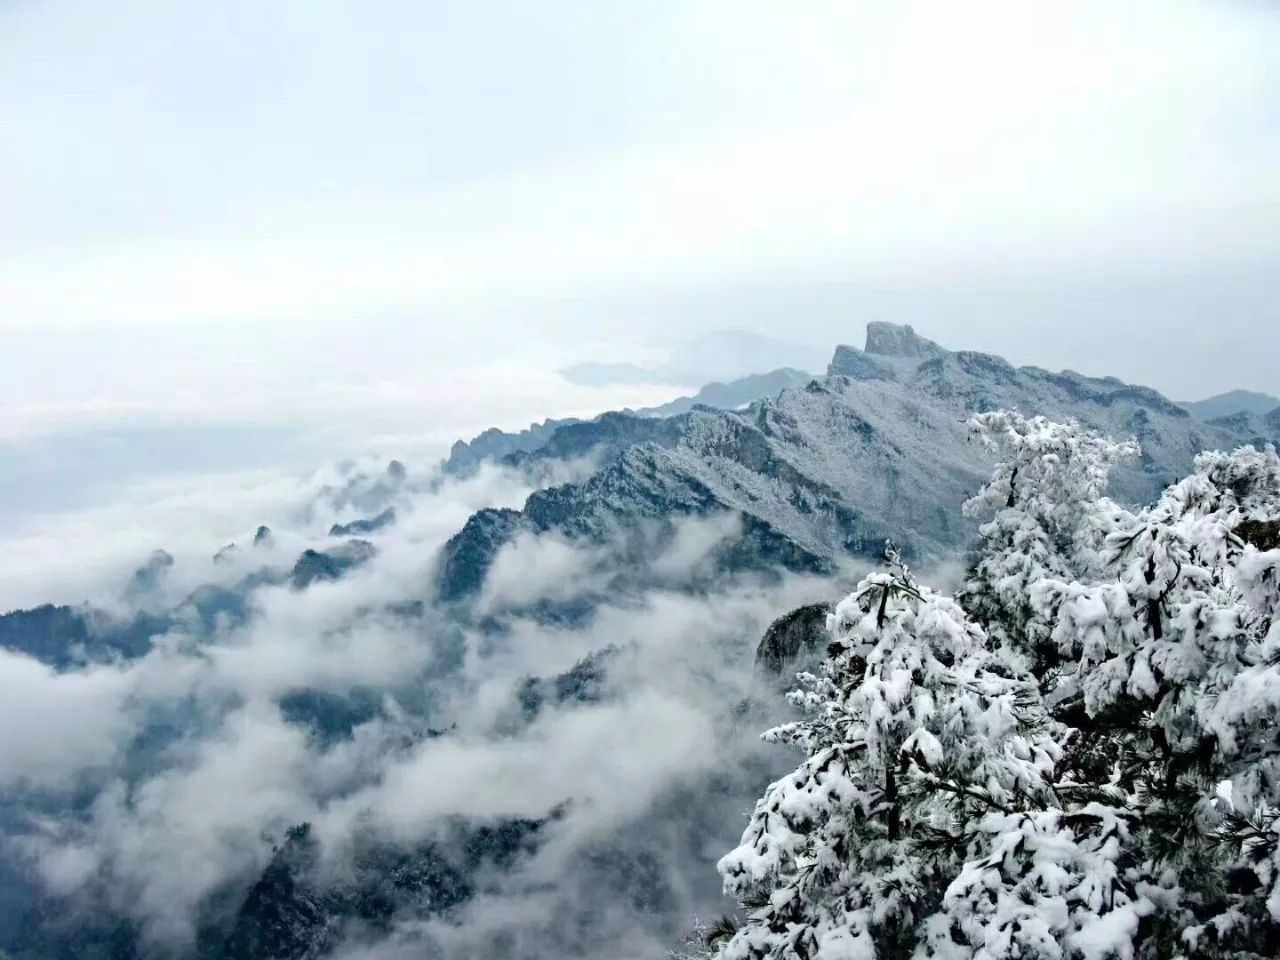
[437,322,1263,603]
[641,368,813,417]
[1179,388,1280,421]
[218,818,548,960]
[4,322,1277,960]
[0,604,166,669]
[441,367,813,476]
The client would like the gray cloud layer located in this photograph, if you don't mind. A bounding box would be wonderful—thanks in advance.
[2,0,1277,443]
[0,453,854,957]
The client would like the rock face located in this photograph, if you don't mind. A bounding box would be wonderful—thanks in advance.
[754,603,833,676]
[826,345,896,381]
[439,323,1270,606]
[436,508,524,602]
[863,321,946,359]
[5,321,1278,960]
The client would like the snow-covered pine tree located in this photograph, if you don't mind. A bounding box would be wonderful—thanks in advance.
[938,419,1280,958]
[714,550,1058,960]
[960,411,1139,678]
[710,413,1280,960]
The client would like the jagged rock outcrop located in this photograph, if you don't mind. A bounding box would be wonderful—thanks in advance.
[290,540,376,590]
[863,320,946,359]
[754,603,833,676]
[444,420,579,477]
[826,345,897,381]
[126,549,174,597]
[329,508,396,538]
[0,604,166,668]
[436,509,524,603]
[515,646,619,721]
[221,818,550,960]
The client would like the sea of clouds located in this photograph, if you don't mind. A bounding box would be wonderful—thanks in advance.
[0,447,869,959]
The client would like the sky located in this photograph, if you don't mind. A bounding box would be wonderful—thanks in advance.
[1,6,1279,951]
[2,0,1279,468]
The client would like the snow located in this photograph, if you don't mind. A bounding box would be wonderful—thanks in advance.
[709,411,1280,959]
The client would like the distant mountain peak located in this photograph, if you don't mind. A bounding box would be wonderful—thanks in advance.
[1179,388,1280,422]
[864,322,945,359]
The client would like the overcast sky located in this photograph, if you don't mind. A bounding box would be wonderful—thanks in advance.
[2,0,1278,454]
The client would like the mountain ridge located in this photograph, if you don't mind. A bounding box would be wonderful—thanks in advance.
[435,323,1266,604]
[1179,388,1280,421]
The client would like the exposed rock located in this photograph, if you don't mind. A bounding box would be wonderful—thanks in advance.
[220,825,331,960]
[0,604,167,668]
[863,321,945,359]
[1236,518,1280,551]
[126,549,174,596]
[222,817,550,960]
[290,540,376,590]
[826,345,898,381]
[443,420,579,477]
[516,646,619,721]
[436,509,525,602]
[754,603,833,676]
[329,508,397,538]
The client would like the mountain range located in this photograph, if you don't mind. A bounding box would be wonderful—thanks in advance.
[436,322,1274,605]
[2,322,1277,960]
[1178,388,1280,422]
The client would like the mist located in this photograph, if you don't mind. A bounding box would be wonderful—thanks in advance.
[0,448,865,958]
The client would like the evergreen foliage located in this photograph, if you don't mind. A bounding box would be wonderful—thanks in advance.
[711,412,1280,959]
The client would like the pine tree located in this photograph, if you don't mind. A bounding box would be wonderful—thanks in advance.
[960,411,1139,678]
[715,549,1057,959]
[711,413,1280,960]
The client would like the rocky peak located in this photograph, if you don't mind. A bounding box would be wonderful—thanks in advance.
[754,602,833,676]
[864,321,946,359]
[826,344,898,381]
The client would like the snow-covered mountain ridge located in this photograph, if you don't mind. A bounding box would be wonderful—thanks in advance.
[437,322,1269,603]
[1,323,1275,960]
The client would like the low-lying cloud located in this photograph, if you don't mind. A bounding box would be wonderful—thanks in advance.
[0,450,851,959]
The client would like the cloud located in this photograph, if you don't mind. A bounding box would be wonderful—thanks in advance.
[78,704,323,945]
[0,359,965,960]
[478,531,612,612]
[0,651,133,789]
[0,439,859,957]
[2,0,1278,442]
[651,512,743,582]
